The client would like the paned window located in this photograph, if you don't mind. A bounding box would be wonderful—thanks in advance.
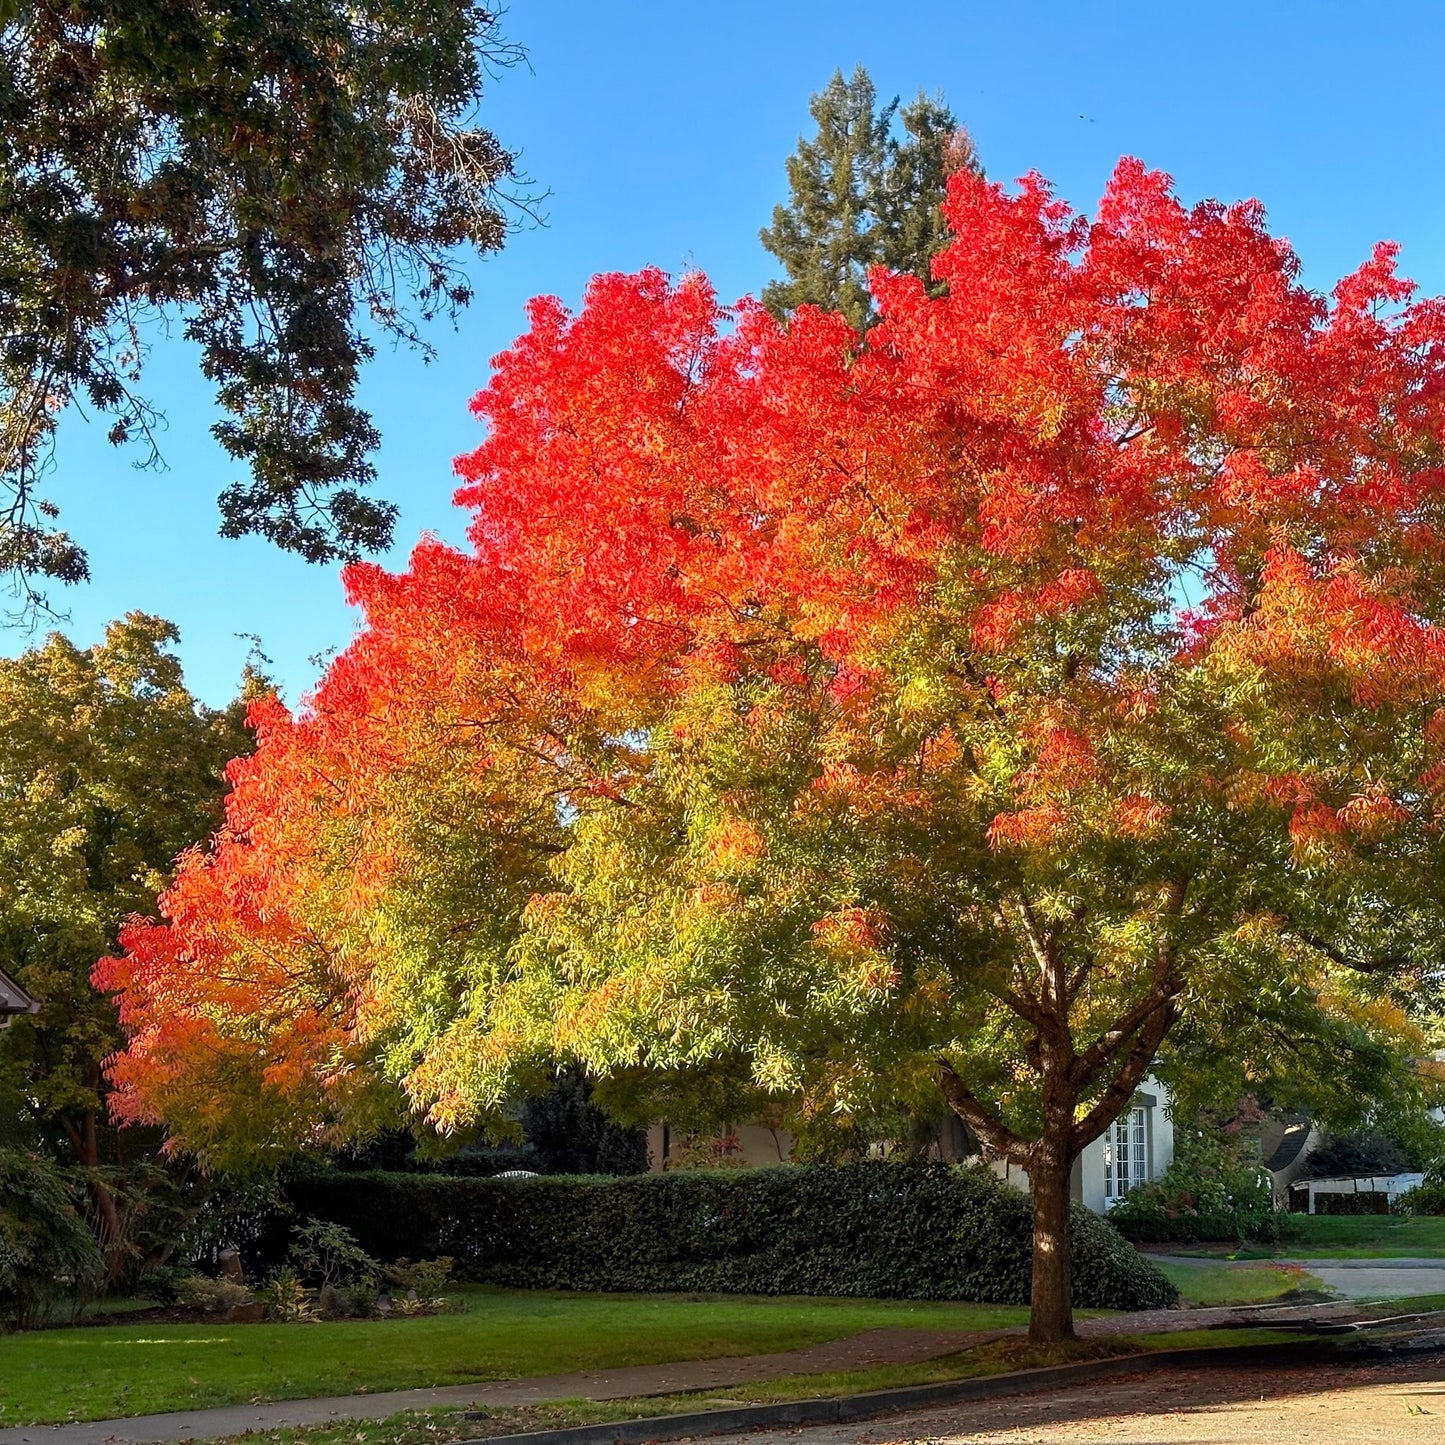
[1104,1106,1148,1204]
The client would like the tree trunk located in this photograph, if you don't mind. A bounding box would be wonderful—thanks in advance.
[1028,1134,1075,1343]
[64,1109,128,1285]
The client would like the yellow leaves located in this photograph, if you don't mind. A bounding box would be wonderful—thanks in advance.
[809,906,899,1000]
[1316,978,1424,1054]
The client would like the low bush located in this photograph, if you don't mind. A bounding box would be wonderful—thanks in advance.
[265,1161,1175,1312]
[255,1266,319,1322]
[1395,1183,1445,1217]
[174,1274,251,1312]
[1310,1190,1392,1216]
[0,1149,104,1329]
[288,1219,378,1289]
[1107,1102,1280,1243]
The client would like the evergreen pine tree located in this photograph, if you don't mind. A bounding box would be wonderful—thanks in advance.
[884,94,982,298]
[760,70,981,330]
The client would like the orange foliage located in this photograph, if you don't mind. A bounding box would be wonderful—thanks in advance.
[97,159,1445,1156]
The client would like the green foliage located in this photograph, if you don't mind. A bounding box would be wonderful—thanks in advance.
[1310,1191,1392,1215]
[517,1068,650,1176]
[0,1148,104,1329]
[0,3,520,607]
[174,1274,252,1312]
[275,1162,1175,1311]
[382,1256,454,1297]
[1300,1130,1412,1179]
[760,67,980,330]
[0,616,250,1142]
[1396,1184,1445,1216]
[288,1220,379,1290]
[256,1266,320,1322]
[0,615,252,1278]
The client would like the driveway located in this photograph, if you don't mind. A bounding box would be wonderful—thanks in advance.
[1282,1257,1445,1300]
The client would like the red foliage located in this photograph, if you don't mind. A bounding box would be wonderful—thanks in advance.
[96,160,1445,1153]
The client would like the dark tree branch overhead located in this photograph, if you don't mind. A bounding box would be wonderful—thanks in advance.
[0,1,530,619]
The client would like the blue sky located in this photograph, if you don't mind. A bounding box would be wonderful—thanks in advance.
[12,0,1445,707]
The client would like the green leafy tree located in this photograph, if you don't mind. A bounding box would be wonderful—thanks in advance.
[760,67,980,330]
[0,2,519,615]
[0,614,253,1273]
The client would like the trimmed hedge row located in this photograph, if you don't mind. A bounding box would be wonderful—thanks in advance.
[1109,1212,1284,1245]
[264,1161,1175,1311]
[1309,1190,1392,1216]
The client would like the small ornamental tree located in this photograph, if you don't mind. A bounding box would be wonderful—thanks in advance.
[100,163,1445,1341]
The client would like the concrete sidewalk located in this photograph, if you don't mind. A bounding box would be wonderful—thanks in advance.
[1282,1257,1445,1301]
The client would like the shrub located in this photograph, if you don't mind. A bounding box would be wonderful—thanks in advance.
[1107,1212,1272,1245]
[273,1161,1175,1311]
[0,1149,105,1330]
[382,1256,454,1297]
[1395,1184,1445,1216]
[1310,1190,1392,1216]
[1299,1131,1411,1180]
[175,1274,252,1312]
[1108,1102,1279,1242]
[288,1219,378,1289]
[255,1266,318,1322]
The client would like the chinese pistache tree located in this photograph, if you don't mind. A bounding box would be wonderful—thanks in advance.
[100,162,1445,1341]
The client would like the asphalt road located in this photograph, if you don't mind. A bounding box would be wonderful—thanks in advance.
[702,1355,1445,1445]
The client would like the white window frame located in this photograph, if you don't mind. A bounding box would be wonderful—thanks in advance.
[1103,1105,1149,1207]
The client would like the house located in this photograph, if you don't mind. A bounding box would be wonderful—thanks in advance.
[981,1076,1176,1214]
[0,967,38,1028]
[644,1074,1176,1217]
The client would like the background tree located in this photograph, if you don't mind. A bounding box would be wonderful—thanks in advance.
[760,67,980,330]
[0,614,253,1275]
[102,165,1445,1343]
[0,1,519,615]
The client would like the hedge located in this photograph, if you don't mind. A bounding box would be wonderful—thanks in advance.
[253,1161,1175,1312]
[1395,1184,1445,1216]
[1108,1212,1278,1245]
[1308,1190,1392,1216]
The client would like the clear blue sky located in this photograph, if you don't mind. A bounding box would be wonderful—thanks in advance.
[12,0,1445,707]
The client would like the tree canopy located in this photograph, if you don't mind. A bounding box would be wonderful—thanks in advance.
[760,66,980,330]
[0,1,517,613]
[0,614,251,1267]
[101,161,1445,1340]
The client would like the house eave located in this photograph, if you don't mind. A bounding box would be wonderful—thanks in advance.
[0,967,39,1018]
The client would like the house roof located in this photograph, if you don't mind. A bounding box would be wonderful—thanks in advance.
[1263,1117,1313,1173]
[0,967,38,1017]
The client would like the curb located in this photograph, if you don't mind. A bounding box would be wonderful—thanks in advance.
[456,1335,1441,1445]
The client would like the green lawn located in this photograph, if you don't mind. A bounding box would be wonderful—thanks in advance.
[1278,1214,1445,1257]
[1152,1258,1325,1307]
[0,1287,1033,1428]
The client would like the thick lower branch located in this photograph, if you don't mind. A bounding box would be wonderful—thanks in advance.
[937,1059,1028,1163]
